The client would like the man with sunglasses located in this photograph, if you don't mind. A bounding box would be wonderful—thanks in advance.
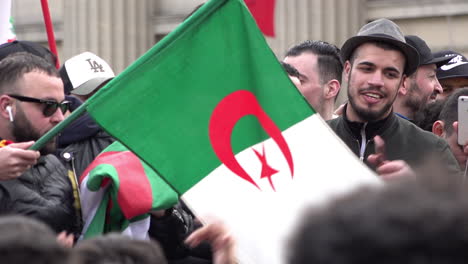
[0,52,80,237]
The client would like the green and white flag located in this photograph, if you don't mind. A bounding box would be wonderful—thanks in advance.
[55,0,379,262]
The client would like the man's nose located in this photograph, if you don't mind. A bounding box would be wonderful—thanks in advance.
[434,78,443,94]
[368,71,384,87]
[49,108,65,124]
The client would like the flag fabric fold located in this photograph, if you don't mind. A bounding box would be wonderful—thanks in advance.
[79,141,178,240]
[245,0,276,37]
[79,0,378,262]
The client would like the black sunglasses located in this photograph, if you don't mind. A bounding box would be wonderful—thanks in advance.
[8,94,71,117]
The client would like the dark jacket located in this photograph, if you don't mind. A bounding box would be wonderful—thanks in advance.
[55,98,114,238]
[57,112,114,236]
[327,106,461,175]
[0,154,80,235]
[60,128,115,179]
[149,202,212,263]
[57,97,115,179]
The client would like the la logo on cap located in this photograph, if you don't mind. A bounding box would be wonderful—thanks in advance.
[86,58,105,73]
[64,52,115,95]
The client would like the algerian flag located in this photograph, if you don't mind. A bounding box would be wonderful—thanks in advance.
[79,141,178,240]
[0,0,16,43]
[39,0,378,262]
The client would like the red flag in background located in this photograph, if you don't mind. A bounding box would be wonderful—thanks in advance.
[245,0,275,37]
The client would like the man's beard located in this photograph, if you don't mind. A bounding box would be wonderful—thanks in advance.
[347,70,399,122]
[404,79,424,115]
[11,106,56,155]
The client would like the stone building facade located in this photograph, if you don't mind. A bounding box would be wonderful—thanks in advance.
[11,0,468,104]
[13,0,468,72]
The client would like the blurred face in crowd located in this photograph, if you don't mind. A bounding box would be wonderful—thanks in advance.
[10,71,65,154]
[433,121,467,169]
[345,43,406,122]
[404,64,442,113]
[437,77,468,101]
[283,52,325,113]
[446,128,467,169]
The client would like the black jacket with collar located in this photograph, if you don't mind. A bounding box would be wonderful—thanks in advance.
[0,154,80,235]
[327,105,461,175]
[56,97,115,179]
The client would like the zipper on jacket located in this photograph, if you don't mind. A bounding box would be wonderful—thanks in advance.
[63,151,83,220]
[62,152,79,185]
[359,123,368,161]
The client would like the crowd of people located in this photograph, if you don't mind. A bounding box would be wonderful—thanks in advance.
[0,15,467,264]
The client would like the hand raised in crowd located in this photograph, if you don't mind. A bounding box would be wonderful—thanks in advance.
[367,136,416,180]
[452,122,468,169]
[56,231,74,248]
[0,141,40,180]
[185,219,236,264]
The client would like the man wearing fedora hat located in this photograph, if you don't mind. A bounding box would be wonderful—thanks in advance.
[328,18,460,179]
[393,35,453,121]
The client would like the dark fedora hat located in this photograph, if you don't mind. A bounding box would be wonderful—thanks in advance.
[405,35,455,69]
[340,18,419,76]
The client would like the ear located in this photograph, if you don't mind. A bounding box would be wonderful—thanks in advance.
[0,95,14,120]
[324,79,340,100]
[432,120,445,137]
[398,75,409,96]
[344,61,352,80]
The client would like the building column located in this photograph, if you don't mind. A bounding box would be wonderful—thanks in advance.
[63,0,154,73]
[267,0,366,106]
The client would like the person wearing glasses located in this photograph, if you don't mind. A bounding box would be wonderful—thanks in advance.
[0,40,59,181]
[0,52,81,237]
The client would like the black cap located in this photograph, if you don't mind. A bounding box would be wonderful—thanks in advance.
[341,18,419,76]
[59,65,73,95]
[0,40,57,66]
[404,35,455,68]
[432,50,468,80]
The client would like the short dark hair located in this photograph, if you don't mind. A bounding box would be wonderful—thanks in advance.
[71,233,167,264]
[0,52,59,94]
[285,40,343,85]
[439,87,468,135]
[288,174,468,264]
[414,100,446,132]
[0,215,70,264]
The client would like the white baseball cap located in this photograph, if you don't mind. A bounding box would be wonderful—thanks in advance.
[60,52,115,95]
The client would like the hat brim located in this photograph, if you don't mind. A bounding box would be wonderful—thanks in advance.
[436,70,468,80]
[341,34,420,76]
[70,77,113,95]
[424,54,456,68]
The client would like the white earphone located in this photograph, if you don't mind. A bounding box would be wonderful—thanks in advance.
[6,106,13,122]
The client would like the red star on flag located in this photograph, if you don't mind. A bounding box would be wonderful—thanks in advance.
[253,145,279,191]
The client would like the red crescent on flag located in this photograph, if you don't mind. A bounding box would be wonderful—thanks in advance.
[208,90,294,189]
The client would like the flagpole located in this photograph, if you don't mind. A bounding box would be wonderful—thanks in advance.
[40,0,60,69]
[30,103,87,151]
